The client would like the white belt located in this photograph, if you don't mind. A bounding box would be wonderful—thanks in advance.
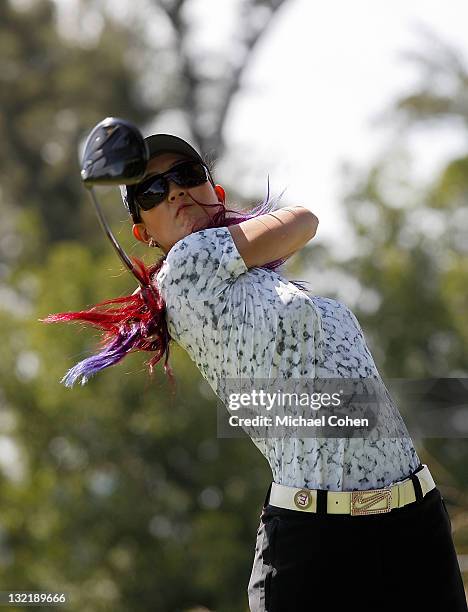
[269,464,436,516]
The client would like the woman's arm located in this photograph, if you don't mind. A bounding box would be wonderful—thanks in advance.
[228,206,318,269]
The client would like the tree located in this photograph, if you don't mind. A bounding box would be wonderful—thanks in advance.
[0,0,157,250]
[0,1,292,609]
[317,25,468,566]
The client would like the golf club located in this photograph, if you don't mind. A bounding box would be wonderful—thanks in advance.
[80,116,149,286]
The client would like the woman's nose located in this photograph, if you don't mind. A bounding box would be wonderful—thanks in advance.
[168,181,186,202]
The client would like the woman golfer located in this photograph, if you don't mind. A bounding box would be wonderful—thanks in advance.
[47,133,467,611]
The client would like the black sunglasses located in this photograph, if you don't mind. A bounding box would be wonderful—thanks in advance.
[134,160,211,211]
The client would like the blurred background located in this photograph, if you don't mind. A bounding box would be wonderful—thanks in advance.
[0,0,467,609]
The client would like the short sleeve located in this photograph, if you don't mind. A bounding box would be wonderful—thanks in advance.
[155,226,248,302]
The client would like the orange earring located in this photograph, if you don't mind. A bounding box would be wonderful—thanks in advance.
[214,185,226,203]
[132,225,146,243]
[132,226,140,241]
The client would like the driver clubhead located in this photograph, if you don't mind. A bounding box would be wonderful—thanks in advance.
[80,117,149,186]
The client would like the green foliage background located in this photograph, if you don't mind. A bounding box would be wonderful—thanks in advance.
[0,1,466,610]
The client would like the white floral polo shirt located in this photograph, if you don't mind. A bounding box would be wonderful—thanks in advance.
[155,226,421,491]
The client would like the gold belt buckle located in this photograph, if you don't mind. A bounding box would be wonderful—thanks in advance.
[351,487,392,516]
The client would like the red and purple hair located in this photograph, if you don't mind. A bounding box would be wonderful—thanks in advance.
[42,182,311,388]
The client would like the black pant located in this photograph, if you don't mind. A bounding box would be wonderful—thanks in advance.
[247,478,467,611]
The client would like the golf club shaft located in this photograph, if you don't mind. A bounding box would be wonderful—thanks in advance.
[87,186,146,286]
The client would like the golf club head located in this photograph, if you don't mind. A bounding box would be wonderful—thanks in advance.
[80,117,149,186]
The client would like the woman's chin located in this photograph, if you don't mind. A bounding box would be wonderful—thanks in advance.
[191,218,212,233]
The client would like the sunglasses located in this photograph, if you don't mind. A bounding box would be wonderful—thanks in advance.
[134,160,211,211]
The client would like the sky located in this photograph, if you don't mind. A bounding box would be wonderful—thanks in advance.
[219,0,468,256]
[50,0,468,258]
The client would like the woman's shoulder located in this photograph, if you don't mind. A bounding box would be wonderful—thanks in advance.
[154,226,248,302]
[167,226,232,255]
